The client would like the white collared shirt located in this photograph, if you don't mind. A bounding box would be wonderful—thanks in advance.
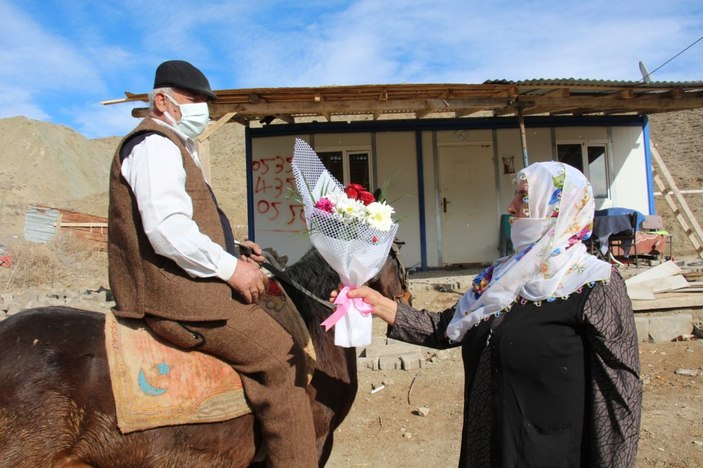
[120,118,237,281]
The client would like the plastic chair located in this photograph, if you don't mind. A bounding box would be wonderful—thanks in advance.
[641,215,673,260]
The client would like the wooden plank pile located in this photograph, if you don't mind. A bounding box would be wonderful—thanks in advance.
[626,260,703,311]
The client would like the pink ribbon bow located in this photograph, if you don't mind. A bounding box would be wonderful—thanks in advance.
[321,286,375,332]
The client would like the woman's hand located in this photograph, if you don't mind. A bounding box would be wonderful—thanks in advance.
[330,285,398,326]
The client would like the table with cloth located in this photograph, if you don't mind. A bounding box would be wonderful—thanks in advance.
[590,209,671,262]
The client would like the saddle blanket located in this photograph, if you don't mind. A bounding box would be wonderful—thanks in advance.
[105,280,315,434]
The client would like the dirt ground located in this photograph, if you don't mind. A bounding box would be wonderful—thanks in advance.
[326,287,703,468]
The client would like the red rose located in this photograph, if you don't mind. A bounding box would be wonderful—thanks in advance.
[344,183,364,200]
[358,190,375,205]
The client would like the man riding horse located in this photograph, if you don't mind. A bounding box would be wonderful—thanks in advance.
[109,60,317,467]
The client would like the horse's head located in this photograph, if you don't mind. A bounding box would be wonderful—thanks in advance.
[366,239,412,306]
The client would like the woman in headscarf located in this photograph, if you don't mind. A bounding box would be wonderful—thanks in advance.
[338,161,642,467]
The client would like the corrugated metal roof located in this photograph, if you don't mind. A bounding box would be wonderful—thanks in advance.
[484,78,703,88]
[24,206,60,243]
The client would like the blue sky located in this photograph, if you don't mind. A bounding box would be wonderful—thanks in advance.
[2,0,702,139]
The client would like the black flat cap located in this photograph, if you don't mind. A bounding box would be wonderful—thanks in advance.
[153,60,217,101]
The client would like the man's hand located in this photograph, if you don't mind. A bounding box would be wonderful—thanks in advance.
[227,259,268,304]
[237,240,266,264]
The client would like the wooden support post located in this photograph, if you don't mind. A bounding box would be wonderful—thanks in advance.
[196,112,238,184]
[517,105,529,168]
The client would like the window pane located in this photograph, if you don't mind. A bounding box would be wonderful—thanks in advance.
[349,152,370,189]
[587,146,608,198]
[557,144,583,172]
[318,151,344,183]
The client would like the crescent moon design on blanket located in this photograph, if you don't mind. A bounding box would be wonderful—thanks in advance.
[137,362,171,396]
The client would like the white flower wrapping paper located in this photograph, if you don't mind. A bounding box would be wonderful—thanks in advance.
[291,139,398,347]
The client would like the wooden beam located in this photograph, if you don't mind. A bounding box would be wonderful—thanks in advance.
[627,275,690,294]
[197,137,212,182]
[209,96,512,115]
[275,113,295,124]
[542,88,570,98]
[126,90,702,122]
[230,114,250,126]
[493,104,519,116]
[665,88,685,99]
[58,222,109,228]
[454,108,485,118]
[631,292,703,311]
[197,112,238,142]
[626,260,681,286]
[415,100,436,119]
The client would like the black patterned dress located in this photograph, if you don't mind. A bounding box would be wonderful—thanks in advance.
[387,270,641,467]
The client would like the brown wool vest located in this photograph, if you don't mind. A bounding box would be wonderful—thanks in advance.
[108,118,235,321]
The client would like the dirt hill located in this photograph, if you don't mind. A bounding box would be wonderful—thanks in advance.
[0,116,247,242]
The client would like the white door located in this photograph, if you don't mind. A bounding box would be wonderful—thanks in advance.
[439,144,498,264]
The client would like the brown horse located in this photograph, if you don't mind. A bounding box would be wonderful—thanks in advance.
[0,246,410,468]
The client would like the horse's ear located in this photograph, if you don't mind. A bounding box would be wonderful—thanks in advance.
[393,238,405,249]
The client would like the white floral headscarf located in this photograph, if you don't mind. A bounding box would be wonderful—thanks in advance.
[446,161,612,342]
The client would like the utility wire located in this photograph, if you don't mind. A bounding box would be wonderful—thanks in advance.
[641,35,703,82]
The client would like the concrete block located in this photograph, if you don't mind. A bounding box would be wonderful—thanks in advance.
[370,335,388,347]
[648,314,693,342]
[357,356,379,371]
[378,356,401,370]
[364,342,420,358]
[358,335,390,357]
[400,353,423,370]
[634,317,650,342]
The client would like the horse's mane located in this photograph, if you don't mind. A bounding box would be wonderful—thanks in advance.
[282,248,340,324]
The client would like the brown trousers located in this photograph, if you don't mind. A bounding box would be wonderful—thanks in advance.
[146,302,317,467]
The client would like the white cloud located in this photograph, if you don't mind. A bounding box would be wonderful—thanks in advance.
[72,101,143,139]
[225,0,703,86]
[0,86,50,121]
[0,2,104,92]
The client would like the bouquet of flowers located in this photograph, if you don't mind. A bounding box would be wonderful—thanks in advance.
[291,139,398,347]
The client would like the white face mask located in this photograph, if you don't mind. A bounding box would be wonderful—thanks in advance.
[162,93,210,139]
[509,217,554,253]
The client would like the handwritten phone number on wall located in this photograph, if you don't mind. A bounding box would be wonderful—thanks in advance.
[253,155,306,226]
